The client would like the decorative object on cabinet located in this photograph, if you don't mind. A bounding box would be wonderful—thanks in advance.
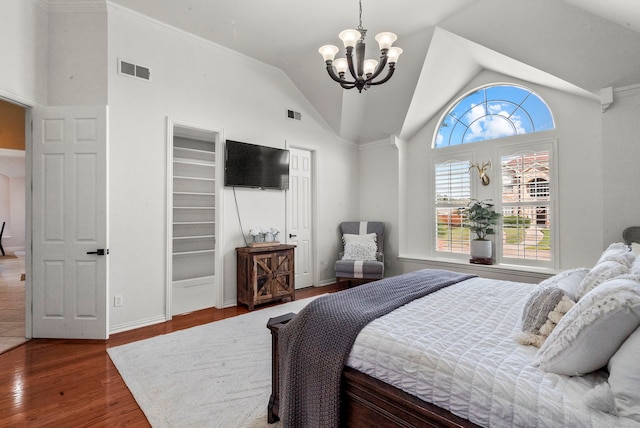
[249,227,280,247]
[236,244,295,310]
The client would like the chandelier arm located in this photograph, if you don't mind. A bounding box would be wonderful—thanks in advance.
[341,82,357,89]
[325,63,354,85]
[368,65,396,86]
[345,47,359,82]
[364,52,389,83]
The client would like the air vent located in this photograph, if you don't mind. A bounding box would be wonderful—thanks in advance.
[118,59,151,81]
[286,109,302,121]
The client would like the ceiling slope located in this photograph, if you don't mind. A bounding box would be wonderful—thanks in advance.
[106,0,640,144]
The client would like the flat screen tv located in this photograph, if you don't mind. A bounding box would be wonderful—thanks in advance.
[224,140,290,190]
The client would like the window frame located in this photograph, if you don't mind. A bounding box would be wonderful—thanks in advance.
[429,137,558,269]
[433,83,555,149]
[429,83,558,269]
[496,139,558,269]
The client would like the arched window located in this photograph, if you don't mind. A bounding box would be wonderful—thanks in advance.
[434,84,554,148]
[431,84,556,268]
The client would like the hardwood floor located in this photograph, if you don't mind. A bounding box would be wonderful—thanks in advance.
[0,283,346,427]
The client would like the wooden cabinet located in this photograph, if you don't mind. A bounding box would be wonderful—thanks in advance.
[236,244,295,310]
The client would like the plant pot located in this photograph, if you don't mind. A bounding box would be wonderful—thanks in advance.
[470,239,492,259]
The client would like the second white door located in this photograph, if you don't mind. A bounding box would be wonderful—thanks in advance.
[287,147,313,289]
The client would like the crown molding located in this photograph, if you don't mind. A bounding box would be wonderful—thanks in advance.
[615,83,640,98]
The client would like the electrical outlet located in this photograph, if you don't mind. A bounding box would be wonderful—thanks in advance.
[114,295,123,307]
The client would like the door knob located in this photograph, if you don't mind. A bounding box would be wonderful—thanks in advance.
[87,249,109,256]
[289,234,297,238]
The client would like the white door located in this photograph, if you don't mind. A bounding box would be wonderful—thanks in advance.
[287,147,313,289]
[31,106,108,339]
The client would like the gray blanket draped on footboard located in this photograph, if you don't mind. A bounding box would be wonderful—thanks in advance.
[278,269,476,428]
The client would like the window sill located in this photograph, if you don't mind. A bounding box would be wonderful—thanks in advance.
[398,254,559,284]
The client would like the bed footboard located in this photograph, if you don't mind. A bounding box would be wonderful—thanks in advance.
[266,312,296,423]
[267,312,479,428]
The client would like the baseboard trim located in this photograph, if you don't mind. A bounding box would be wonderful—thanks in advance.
[110,315,167,335]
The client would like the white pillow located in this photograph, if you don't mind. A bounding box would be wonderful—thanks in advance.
[342,241,377,261]
[533,276,640,375]
[574,260,629,301]
[597,242,635,267]
[343,233,377,245]
[631,242,640,256]
[537,268,588,302]
[607,325,640,421]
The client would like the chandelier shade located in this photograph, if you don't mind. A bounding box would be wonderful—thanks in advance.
[319,1,402,92]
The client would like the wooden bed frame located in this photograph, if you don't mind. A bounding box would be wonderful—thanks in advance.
[267,314,480,428]
[268,229,640,427]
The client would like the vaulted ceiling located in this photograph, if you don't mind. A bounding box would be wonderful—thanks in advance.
[110,0,640,144]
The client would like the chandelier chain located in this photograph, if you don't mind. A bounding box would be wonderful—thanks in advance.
[358,0,364,31]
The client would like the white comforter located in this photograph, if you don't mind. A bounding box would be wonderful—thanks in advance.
[346,277,640,427]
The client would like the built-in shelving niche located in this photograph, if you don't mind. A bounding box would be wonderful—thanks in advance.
[168,122,222,316]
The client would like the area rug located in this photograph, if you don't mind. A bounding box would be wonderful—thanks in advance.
[108,297,317,428]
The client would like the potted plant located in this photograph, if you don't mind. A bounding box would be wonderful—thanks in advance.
[462,199,501,262]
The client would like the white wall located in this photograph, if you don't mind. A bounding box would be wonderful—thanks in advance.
[0,173,26,253]
[0,0,47,106]
[602,87,640,245]
[361,70,608,279]
[0,2,45,252]
[8,177,25,250]
[358,140,400,277]
[47,4,108,105]
[105,5,358,330]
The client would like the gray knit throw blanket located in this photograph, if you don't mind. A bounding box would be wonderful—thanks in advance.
[278,269,476,428]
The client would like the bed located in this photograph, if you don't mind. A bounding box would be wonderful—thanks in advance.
[267,232,640,428]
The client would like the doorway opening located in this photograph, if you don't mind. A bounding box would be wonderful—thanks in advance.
[166,119,224,317]
[0,98,27,353]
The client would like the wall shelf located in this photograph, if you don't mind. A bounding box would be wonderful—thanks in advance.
[171,137,216,283]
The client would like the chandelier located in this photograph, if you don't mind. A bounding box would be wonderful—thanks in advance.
[318,0,402,92]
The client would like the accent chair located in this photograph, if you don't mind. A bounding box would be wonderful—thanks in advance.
[335,221,385,287]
